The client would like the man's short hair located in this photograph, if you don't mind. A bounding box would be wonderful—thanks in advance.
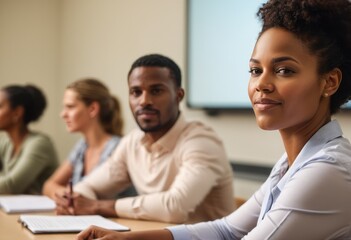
[127,54,182,87]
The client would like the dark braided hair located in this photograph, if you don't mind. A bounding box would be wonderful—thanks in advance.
[257,0,351,114]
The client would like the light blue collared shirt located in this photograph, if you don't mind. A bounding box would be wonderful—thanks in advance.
[168,120,351,240]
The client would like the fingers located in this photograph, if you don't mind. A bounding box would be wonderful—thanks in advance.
[52,188,66,202]
[54,191,70,206]
[55,204,72,215]
[76,226,94,240]
[56,194,96,216]
[68,206,75,215]
[76,225,111,240]
[54,192,72,215]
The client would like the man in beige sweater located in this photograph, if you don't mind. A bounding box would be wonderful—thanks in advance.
[55,54,235,224]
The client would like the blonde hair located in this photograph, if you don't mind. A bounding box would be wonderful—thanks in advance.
[66,78,123,136]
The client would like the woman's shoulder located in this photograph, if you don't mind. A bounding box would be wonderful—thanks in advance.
[0,132,11,154]
[19,132,59,164]
[323,136,351,172]
[24,131,56,150]
[27,131,52,141]
[102,135,122,156]
[0,132,10,144]
[109,135,122,145]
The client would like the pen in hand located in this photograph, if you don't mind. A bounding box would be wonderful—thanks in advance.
[68,178,74,208]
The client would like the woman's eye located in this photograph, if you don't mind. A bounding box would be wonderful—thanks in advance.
[249,68,262,76]
[276,68,295,75]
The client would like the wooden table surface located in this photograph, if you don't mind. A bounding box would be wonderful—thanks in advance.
[0,210,175,240]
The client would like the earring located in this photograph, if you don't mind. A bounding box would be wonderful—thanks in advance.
[324,93,329,97]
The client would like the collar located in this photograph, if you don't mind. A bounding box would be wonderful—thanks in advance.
[259,120,343,221]
[275,120,343,190]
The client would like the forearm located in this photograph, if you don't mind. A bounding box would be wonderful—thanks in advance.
[76,225,174,240]
[0,177,11,193]
[42,180,66,199]
[0,161,47,194]
[56,196,118,217]
[0,173,38,194]
[123,229,174,240]
[74,161,121,199]
[116,195,188,223]
[95,200,118,217]
[43,161,73,199]
[116,168,220,223]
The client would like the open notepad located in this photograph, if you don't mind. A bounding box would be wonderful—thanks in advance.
[0,195,56,213]
[18,215,130,233]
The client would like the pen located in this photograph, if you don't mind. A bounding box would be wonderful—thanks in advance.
[68,178,74,207]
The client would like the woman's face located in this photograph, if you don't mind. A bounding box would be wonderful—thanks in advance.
[0,90,17,130]
[60,89,92,133]
[248,28,327,132]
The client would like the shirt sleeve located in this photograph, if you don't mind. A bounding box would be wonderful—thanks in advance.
[239,162,351,240]
[168,219,236,240]
[168,182,266,239]
[0,133,8,172]
[169,161,351,239]
[0,134,58,194]
[116,133,232,223]
[75,128,232,223]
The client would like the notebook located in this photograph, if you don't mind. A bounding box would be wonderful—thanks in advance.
[0,195,56,213]
[18,215,130,233]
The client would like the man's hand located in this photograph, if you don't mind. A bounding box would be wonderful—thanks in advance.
[54,192,117,217]
[54,192,97,215]
[76,225,127,240]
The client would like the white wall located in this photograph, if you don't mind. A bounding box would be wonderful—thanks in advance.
[0,0,61,142]
[1,0,350,167]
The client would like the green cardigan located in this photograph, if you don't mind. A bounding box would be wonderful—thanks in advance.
[0,132,59,194]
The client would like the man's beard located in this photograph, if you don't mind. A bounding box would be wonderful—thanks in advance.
[138,121,163,132]
[136,114,175,133]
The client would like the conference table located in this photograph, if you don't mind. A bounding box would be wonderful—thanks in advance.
[0,210,175,240]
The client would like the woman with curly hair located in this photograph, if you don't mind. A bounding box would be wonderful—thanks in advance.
[0,84,59,194]
[76,0,351,239]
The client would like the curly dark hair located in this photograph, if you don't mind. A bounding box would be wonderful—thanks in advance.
[127,53,182,88]
[257,0,351,114]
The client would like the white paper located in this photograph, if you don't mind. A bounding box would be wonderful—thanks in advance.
[0,195,56,213]
[19,215,130,233]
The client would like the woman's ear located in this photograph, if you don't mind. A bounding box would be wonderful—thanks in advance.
[88,101,100,118]
[323,68,342,97]
[13,106,24,123]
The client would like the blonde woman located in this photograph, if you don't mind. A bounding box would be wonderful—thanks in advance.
[43,78,126,200]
